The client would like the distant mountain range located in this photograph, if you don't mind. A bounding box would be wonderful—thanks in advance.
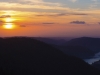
[63,37,100,52]
[34,37,100,59]
[34,37,67,45]
[0,37,100,75]
[55,45,95,59]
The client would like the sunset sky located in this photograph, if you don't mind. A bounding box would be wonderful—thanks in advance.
[0,0,100,37]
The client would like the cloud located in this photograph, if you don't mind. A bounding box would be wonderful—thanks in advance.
[42,22,55,24]
[98,22,100,25]
[56,13,66,16]
[35,13,66,17]
[69,0,78,2]
[70,21,86,24]
[0,1,99,17]
[0,2,78,14]
[0,20,3,22]
[0,15,11,18]
[20,25,26,27]
[0,20,3,25]
[35,13,88,17]
[71,13,88,15]
[89,0,99,9]
[54,13,88,16]
[22,0,62,7]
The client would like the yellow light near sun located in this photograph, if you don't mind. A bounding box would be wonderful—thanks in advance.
[4,18,14,22]
[6,18,12,22]
[3,23,16,29]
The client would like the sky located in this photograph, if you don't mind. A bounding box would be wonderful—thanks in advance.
[0,0,100,37]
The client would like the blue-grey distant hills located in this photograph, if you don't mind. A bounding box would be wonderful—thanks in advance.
[63,37,100,53]
[34,37,69,45]
[55,37,100,59]
[35,37,100,59]
[55,45,95,59]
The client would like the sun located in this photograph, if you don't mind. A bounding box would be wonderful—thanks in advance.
[3,23,16,29]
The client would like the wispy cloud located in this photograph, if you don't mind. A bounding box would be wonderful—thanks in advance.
[0,0,99,26]
[69,0,78,3]
[21,0,62,6]
[35,12,88,17]
[89,0,99,9]
[0,20,3,23]
[42,22,56,24]
[20,25,26,27]
[0,2,76,13]
[0,15,11,18]
[35,13,67,17]
[0,1,99,16]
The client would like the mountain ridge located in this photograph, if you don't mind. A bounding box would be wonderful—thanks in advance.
[63,37,100,53]
[0,37,100,75]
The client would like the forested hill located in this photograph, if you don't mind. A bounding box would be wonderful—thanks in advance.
[0,37,100,75]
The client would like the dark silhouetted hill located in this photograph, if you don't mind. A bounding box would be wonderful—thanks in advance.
[55,45,95,59]
[63,37,100,53]
[34,37,67,45]
[92,60,100,70]
[33,37,95,59]
[0,37,100,75]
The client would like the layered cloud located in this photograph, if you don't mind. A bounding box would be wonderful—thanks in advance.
[0,15,11,18]
[0,0,100,15]
[42,22,55,24]
[0,0,100,25]
[69,0,78,3]
[70,21,86,24]
[35,12,88,17]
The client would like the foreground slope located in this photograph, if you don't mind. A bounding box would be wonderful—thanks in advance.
[92,60,100,70]
[0,37,100,75]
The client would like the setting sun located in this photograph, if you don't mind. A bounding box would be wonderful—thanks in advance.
[2,23,16,29]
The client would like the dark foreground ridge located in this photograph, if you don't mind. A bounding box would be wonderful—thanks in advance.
[92,60,100,70]
[0,37,100,75]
